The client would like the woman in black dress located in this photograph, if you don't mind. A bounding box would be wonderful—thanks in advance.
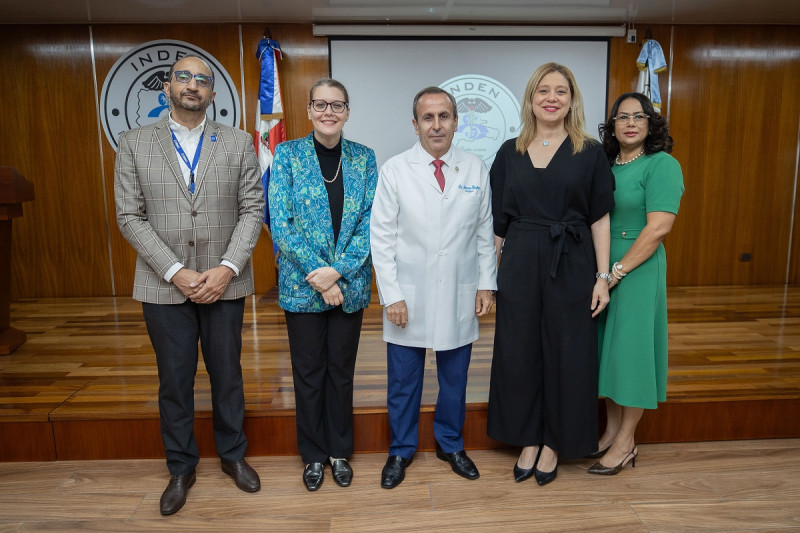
[487,63,615,485]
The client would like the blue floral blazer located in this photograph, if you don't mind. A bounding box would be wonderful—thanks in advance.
[268,133,378,313]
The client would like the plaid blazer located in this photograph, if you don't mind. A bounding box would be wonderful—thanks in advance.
[115,117,265,304]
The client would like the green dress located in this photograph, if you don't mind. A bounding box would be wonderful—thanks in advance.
[598,151,684,409]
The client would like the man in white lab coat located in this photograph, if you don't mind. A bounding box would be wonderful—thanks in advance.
[370,86,497,489]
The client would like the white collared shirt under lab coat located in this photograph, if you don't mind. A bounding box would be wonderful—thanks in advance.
[370,142,497,351]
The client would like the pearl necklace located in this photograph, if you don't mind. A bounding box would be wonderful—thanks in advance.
[323,156,342,184]
[615,149,645,166]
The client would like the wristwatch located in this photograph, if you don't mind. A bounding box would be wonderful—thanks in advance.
[596,272,613,283]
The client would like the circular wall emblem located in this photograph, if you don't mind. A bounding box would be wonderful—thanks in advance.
[100,39,240,152]
[440,75,521,167]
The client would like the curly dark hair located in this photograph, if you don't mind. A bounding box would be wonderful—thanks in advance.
[598,92,673,164]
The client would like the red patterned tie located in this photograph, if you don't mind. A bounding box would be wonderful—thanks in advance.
[433,159,445,191]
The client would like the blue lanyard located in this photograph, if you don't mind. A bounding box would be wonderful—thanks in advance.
[170,129,204,194]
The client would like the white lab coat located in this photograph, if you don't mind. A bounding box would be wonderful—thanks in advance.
[370,142,497,351]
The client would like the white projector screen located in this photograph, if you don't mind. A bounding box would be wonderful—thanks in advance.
[330,38,609,169]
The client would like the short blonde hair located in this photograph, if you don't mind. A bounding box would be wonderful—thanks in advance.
[515,62,593,155]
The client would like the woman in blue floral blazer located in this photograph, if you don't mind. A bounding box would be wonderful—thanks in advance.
[268,78,378,492]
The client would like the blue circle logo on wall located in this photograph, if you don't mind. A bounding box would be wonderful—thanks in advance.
[100,39,240,152]
[440,75,521,167]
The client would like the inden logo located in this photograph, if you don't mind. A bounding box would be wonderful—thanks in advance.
[100,40,240,152]
[440,75,521,167]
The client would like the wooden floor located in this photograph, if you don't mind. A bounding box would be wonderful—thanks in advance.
[1,285,799,461]
[1,439,799,532]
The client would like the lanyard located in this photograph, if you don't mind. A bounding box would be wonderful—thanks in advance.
[170,129,204,194]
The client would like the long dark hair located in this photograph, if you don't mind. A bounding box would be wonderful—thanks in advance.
[599,92,673,164]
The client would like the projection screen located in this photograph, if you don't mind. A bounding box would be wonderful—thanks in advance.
[330,38,609,168]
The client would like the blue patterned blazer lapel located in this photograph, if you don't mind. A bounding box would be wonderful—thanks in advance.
[299,133,336,257]
[336,138,365,257]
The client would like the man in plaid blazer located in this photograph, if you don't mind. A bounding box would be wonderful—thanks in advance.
[115,55,264,516]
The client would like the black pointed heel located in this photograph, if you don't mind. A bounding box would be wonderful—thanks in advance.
[534,447,558,486]
[587,445,611,459]
[588,445,638,475]
[513,446,541,483]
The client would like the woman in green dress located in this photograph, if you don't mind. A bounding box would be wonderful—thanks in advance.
[590,93,684,475]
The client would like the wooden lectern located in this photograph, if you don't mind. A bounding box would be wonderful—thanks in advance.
[0,167,34,354]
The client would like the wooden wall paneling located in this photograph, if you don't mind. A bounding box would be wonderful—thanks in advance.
[4,23,799,296]
[635,399,800,443]
[666,25,800,286]
[785,60,800,285]
[664,26,733,286]
[729,26,800,285]
[606,26,673,118]
[11,400,800,461]
[721,26,799,285]
[0,422,56,461]
[0,25,112,299]
[53,419,164,460]
[792,170,800,284]
[90,24,249,298]
[240,24,330,294]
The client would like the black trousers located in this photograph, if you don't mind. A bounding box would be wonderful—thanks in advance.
[284,306,364,463]
[142,298,247,475]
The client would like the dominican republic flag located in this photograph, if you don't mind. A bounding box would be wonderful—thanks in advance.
[255,36,285,259]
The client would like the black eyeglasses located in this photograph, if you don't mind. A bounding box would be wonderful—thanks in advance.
[172,70,214,88]
[613,113,649,124]
[310,100,348,114]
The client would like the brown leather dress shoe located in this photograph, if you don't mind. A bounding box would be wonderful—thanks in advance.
[160,470,196,516]
[221,459,261,492]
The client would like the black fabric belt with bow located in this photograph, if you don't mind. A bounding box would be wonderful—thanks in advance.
[510,216,586,279]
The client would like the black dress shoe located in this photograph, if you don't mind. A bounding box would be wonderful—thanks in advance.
[331,459,353,487]
[221,459,261,492]
[381,455,412,489]
[436,447,480,480]
[514,446,542,483]
[303,462,324,491]
[159,470,196,516]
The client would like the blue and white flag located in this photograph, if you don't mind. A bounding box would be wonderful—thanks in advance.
[255,36,285,258]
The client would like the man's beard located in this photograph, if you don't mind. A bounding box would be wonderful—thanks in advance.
[170,89,206,112]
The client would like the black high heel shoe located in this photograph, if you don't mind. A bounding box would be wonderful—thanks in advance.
[513,445,542,483]
[588,445,638,475]
[534,448,558,486]
[587,445,611,459]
